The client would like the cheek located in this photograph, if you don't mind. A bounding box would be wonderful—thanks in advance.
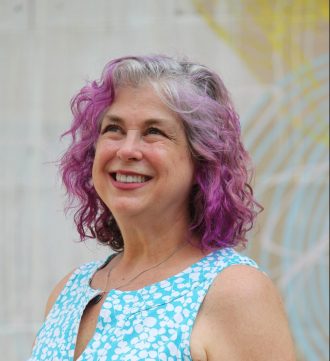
[94,141,116,165]
[168,150,195,185]
[176,147,194,169]
[91,158,101,195]
[181,154,195,188]
[91,143,110,184]
[91,157,98,181]
[91,146,101,176]
[91,153,109,202]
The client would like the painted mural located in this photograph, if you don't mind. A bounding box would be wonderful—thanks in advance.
[193,1,329,360]
[1,1,328,360]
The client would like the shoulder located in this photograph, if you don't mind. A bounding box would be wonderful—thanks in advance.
[44,260,102,318]
[198,265,296,360]
[44,269,75,318]
[214,247,259,269]
[212,262,273,301]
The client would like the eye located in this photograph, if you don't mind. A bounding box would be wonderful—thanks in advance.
[144,127,165,136]
[101,124,122,134]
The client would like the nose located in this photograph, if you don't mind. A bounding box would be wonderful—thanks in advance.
[116,130,143,161]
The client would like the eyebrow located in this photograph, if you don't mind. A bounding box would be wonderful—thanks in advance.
[102,114,175,127]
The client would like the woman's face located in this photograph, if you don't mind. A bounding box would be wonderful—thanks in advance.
[92,84,195,222]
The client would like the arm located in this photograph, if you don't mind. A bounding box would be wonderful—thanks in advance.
[198,265,296,361]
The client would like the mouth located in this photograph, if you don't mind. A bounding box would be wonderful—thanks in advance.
[110,172,152,184]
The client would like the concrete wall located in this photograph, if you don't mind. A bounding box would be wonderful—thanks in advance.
[1,1,328,360]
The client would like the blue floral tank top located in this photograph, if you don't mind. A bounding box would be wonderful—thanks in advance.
[28,247,258,361]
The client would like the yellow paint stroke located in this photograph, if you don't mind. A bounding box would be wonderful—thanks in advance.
[192,0,252,73]
[246,0,327,86]
[294,116,329,146]
[192,0,329,84]
[250,1,304,68]
[192,0,329,146]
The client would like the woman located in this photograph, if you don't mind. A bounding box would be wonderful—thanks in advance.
[29,55,296,360]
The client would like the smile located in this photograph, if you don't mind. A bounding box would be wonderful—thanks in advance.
[111,172,151,184]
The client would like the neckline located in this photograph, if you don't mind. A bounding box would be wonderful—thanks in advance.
[88,248,225,295]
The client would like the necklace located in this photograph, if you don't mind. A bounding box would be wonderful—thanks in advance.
[91,241,188,305]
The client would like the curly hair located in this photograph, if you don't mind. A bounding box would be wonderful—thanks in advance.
[60,54,263,251]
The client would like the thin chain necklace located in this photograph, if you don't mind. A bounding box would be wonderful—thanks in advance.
[91,241,188,305]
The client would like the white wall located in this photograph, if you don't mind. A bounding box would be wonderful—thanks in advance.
[1,1,328,360]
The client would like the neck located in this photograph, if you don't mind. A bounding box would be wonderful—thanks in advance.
[113,211,195,267]
[120,229,191,268]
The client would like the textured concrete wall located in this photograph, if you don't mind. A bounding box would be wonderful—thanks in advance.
[1,1,328,360]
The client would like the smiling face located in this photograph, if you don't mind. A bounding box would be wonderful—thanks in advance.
[92,84,195,224]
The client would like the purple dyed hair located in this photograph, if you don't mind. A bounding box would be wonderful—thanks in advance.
[60,54,263,251]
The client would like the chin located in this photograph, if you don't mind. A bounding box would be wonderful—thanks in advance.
[108,201,147,218]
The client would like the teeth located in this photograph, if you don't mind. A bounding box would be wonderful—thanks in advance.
[116,173,147,183]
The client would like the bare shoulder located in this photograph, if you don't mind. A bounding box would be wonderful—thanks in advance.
[30,270,75,350]
[44,269,75,318]
[210,264,279,303]
[196,265,296,361]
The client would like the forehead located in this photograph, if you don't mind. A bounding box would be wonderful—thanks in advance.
[103,85,180,125]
